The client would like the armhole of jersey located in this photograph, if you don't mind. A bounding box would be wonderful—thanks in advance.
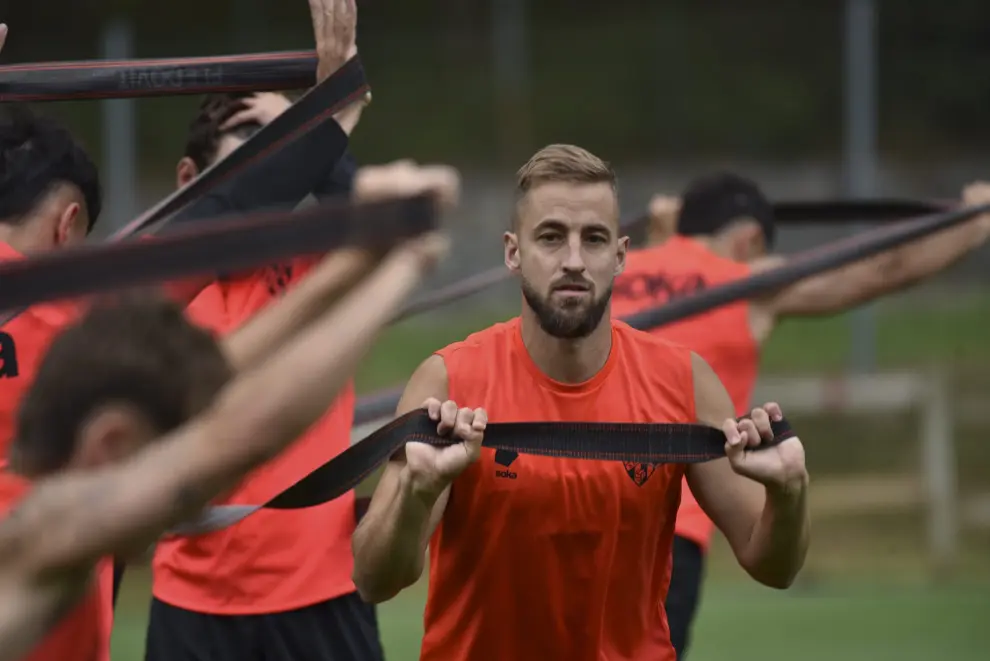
[431,348,456,403]
[683,347,698,424]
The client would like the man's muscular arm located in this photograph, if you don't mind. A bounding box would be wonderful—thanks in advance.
[752,183,990,321]
[351,354,453,603]
[685,353,810,589]
[0,236,446,582]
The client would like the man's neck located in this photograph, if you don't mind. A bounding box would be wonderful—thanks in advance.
[519,306,613,384]
[678,233,724,257]
[0,223,42,255]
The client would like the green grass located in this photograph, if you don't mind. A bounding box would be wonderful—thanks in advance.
[110,568,990,661]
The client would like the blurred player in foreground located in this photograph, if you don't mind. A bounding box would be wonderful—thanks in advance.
[352,144,811,661]
[616,172,990,658]
[0,166,458,661]
[0,1,371,656]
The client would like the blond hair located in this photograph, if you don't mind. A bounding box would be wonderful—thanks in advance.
[516,144,616,193]
[512,144,617,228]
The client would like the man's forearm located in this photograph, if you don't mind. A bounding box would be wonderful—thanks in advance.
[868,215,990,298]
[352,471,443,603]
[741,478,810,589]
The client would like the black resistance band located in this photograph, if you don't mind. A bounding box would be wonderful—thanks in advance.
[0,194,437,313]
[0,50,317,103]
[173,410,796,535]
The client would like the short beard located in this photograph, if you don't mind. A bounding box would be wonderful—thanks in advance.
[521,277,612,339]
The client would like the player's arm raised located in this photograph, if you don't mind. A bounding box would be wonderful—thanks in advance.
[752,182,990,321]
[685,352,810,589]
[0,231,448,587]
[352,355,486,603]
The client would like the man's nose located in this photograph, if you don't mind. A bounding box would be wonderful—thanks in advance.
[561,235,587,273]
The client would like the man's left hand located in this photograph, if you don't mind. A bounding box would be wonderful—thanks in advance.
[309,0,357,83]
[722,403,808,493]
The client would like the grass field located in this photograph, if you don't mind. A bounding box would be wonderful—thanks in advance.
[110,569,990,661]
[109,291,990,660]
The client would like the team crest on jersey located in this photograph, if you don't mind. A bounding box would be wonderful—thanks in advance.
[623,461,658,487]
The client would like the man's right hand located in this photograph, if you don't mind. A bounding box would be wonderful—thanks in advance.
[0,24,8,55]
[403,398,487,502]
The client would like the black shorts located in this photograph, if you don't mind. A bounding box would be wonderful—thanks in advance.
[144,591,385,661]
[664,534,706,660]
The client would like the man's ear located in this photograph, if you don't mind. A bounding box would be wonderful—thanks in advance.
[74,406,147,470]
[176,157,200,189]
[504,231,521,273]
[615,235,629,276]
[54,201,81,246]
[722,219,765,262]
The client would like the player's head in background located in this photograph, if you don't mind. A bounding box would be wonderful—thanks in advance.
[0,105,101,253]
[175,91,292,188]
[11,296,231,483]
[506,144,628,339]
[675,171,776,263]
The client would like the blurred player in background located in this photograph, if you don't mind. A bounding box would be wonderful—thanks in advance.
[614,171,990,658]
[146,86,382,661]
[144,2,389,658]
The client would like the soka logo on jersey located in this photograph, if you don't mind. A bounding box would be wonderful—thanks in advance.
[613,272,708,304]
[494,449,518,479]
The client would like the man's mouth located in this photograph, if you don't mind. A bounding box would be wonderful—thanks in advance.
[553,283,591,293]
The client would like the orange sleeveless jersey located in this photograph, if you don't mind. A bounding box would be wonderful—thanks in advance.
[422,317,695,661]
[0,471,114,661]
[152,260,359,614]
[611,235,759,551]
[0,242,112,661]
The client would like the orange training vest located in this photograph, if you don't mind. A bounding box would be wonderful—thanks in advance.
[611,235,759,551]
[0,242,112,661]
[152,259,358,614]
[421,317,694,661]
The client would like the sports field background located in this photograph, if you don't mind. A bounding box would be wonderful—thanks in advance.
[110,290,990,660]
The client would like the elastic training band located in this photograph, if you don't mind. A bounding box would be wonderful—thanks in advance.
[0,194,437,313]
[394,197,953,323]
[0,55,369,330]
[355,200,989,424]
[173,410,796,535]
[772,198,951,224]
[111,55,369,240]
[624,201,990,332]
[0,50,317,103]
